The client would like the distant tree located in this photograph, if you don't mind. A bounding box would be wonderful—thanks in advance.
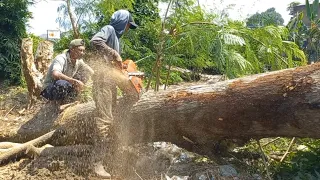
[0,0,31,84]
[246,8,284,28]
[287,1,302,12]
[56,0,99,39]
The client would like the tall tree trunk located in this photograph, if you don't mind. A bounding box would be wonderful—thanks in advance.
[35,40,54,75]
[66,0,80,38]
[20,38,43,108]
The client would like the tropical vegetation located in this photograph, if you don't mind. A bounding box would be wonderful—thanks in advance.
[54,0,306,89]
[0,0,31,84]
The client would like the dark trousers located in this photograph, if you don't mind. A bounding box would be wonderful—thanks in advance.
[40,80,76,101]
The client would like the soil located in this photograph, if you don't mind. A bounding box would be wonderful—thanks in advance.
[0,86,258,180]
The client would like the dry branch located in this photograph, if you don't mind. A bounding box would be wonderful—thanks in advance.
[280,137,296,162]
[0,130,56,164]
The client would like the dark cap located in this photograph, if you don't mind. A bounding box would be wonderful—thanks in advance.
[128,14,138,29]
[69,39,85,49]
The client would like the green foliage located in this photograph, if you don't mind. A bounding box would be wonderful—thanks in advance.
[28,34,42,54]
[165,16,305,78]
[288,0,320,63]
[246,8,284,27]
[305,0,319,21]
[287,12,307,47]
[96,0,135,26]
[234,138,320,179]
[56,0,101,35]
[272,139,320,180]
[52,0,306,84]
[0,0,31,84]
[245,25,306,71]
[53,32,74,54]
[287,1,301,12]
[121,0,161,80]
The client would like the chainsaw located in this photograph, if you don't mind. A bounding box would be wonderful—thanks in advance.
[122,59,144,98]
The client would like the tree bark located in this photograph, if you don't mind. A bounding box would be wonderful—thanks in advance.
[20,38,44,108]
[123,62,320,147]
[4,63,320,150]
[34,40,54,75]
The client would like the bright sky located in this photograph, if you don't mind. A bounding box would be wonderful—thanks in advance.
[27,0,305,36]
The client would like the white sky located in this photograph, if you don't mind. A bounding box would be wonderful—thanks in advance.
[27,0,305,35]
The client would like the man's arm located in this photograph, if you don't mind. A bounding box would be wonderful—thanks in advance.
[103,46,123,69]
[75,60,94,83]
[52,70,84,91]
[91,26,123,69]
[52,70,74,82]
[51,57,84,90]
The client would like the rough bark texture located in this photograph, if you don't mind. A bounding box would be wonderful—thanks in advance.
[4,63,320,151]
[20,38,43,108]
[34,40,54,75]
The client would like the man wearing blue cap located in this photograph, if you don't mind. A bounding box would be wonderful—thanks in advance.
[89,9,138,178]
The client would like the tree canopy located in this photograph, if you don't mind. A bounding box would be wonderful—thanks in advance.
[246,8,285,28]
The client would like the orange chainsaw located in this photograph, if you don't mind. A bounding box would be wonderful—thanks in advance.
[122,59,144,98]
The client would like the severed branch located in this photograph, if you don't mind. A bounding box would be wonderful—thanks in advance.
[0,142,22,149]
[262,137,281,147]
[0,130,56,165]
[0,143,92,160]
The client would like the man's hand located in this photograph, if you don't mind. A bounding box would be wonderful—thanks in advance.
[72,79,84,91]
[113,53,123,70]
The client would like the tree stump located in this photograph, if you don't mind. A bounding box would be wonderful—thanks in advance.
[34,40,54,75]
[20,38,43,108]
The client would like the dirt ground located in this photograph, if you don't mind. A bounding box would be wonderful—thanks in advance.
[0,86,258,180]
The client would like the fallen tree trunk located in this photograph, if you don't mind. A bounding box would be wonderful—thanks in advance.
[124,63,320,146]
[3,63,320,150]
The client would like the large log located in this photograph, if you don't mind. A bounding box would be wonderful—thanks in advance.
[123,62,320,147]
[3,63,320,150]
